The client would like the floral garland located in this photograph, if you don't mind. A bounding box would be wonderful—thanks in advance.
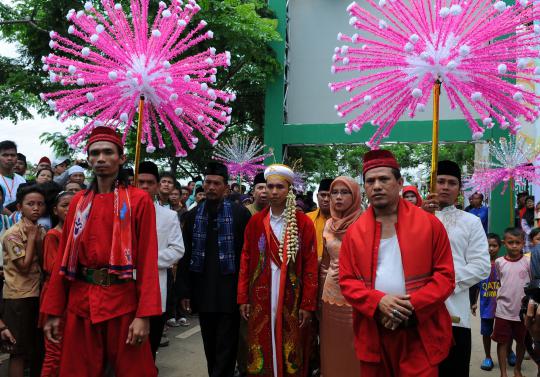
[278,186,299,265]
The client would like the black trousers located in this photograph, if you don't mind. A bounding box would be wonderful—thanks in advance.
[439,326,472,377]
[199,312,240,377]
[149,313,167,360]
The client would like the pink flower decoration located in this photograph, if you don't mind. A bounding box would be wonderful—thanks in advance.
[212,136,273,181]
[465,136,540,194]
[330,0,540,149]
[40,0,235,157]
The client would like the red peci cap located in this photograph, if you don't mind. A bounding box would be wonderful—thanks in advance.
[38,156,51,165]
[87,127,123,150]
[362,150,400,175]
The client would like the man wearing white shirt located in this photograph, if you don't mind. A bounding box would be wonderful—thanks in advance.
[0,141,26,212]
[424,160,490,377]
[137,161,185,360]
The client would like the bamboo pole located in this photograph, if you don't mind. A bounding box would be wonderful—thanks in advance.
[134,95,145,184]
[430,81,442,193]
[510,178,515,226]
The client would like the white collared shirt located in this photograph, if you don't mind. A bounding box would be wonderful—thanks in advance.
[436,205,490,328]
[270,208,286,243]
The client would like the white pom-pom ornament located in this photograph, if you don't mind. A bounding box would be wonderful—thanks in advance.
[494,1,506,12]
[439,7,450,17]
[472,131,484,140]
[497,64,507,74]
[450,4,462,15]
[108,71,118,80]
[86,92,95,102]
[471,92,482,101]
[412,88,422,98]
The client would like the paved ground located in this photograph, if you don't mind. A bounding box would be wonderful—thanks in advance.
[0,314,538,376]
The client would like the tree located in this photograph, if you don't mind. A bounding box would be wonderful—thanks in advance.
[287,143,475,191]
[1,0,281,178]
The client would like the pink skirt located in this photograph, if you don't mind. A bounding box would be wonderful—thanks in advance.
[320,301,361,377]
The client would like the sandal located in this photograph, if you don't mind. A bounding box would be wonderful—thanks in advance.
[480,358,494,371]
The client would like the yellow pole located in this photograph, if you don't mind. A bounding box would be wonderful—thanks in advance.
[430,80,442,193]
[510,178,515,226]
[134,95,145,184]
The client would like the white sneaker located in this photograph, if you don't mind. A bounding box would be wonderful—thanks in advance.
[166,318,180,327]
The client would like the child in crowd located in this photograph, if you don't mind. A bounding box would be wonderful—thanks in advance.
[493,228,531,377]
[2,186,47,377]
[40,191,74,377]
[531,228,540,280]
[473,233,502,371]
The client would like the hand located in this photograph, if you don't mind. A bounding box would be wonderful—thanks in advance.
[298,309,312,328]
[181,299,192,314]
[471,303,478,316]
[330,269,339,283]
[422,193,440,214]
[25,222,39,241]
[0,328,16,344]
[377,294,413,322]
[240,304,251,321]
[126,317,150,346]
[380,314,399,330]
[43,316,62,344]
[525,299,540,341]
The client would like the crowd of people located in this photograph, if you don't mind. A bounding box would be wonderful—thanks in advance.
[2,129,540,377]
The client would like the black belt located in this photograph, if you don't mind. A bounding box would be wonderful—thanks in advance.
[76,267,131,287]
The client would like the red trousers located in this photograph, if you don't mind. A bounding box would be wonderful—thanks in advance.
[58,311,157,377]
[41,317,63,377]
[360,327,437,377]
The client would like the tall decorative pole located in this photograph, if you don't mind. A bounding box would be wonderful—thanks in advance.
[509,178,515,226]
[330,1,539,150]
[41,0,235,158]
[430,80,441,193]
[465,135,540,228]
[134,95,145,183]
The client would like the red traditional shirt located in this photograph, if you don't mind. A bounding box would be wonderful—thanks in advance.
[41,187,161,323]
[339,199,455,365]
[237,207,318,377]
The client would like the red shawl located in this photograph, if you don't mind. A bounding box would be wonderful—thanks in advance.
[339,199,455,365]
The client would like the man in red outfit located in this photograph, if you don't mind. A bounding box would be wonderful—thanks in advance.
[238,164,318,377]
[41,127,161,377]
[339,150,455,377]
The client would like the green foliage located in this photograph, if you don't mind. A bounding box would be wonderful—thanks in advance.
[287,143,475,190]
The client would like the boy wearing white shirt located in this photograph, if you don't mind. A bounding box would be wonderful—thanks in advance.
[0,141,26,211]
[424,160,490,377]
